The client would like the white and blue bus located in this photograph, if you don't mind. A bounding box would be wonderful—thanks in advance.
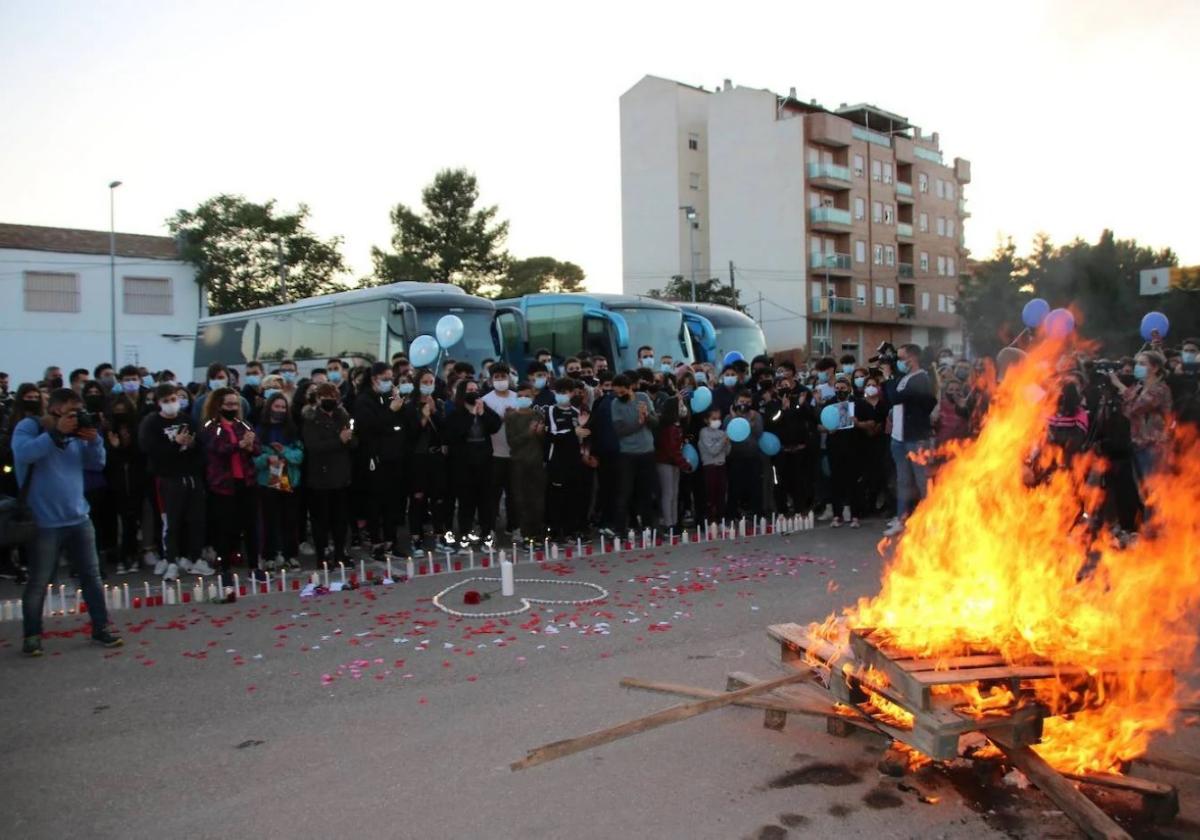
[194,282,525,380]
[676,302,768,366]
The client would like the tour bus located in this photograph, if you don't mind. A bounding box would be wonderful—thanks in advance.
[676,302,768,365]
[193,282,525,380]
[493,293,717,373]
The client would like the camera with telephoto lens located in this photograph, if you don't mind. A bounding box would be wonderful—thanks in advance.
[1085,359,1121,377]
[73,410,99,431]
[869,341,898,367]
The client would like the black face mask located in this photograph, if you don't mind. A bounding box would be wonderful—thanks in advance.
[319,399,338,413]
[734,403,750,413]
[219,408,239,420]
[836,391,850,402]
[463,393,478,405]
[84,395,106,412]
[269,410,287,423]
[618,393,631,402]
[48,377,63,389]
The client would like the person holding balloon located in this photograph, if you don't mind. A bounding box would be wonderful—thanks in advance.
[403,369,451,552]
[654,391,692,529]
[723,390,763,518]
[352,361,408,553]
[697,407,731,522]
[765,368,818,517]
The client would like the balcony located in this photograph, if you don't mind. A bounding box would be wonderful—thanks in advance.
[806,161,852,189]
[809,252,852,272]
[898,262,914,278]
[958,197,971,217]
[899,303,916,319]
[897,222,914,239]
[809,206,852,231]
[806,113,852,147]
[896,181,914,202]
[812,296,855,315]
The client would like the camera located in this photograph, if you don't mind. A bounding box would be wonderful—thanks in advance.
[74,410,99,430]
[1085,359,1121,377]
[869,341,898,367]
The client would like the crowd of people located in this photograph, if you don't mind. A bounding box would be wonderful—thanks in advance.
[2,334,1197,656]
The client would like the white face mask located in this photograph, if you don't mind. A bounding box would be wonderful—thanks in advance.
[708,419,722,429]
[159,400,180,417]
[864,385,880,398]
[492,377,509,392]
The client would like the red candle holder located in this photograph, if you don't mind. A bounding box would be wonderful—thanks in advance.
[453,561,462,571]
[132,597,142,609]
[182,593,192,604]
[481,558,491,567]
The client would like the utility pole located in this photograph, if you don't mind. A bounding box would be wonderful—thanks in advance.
[108,180,122,366]
[728,260,736,304]
[276,238,287,300]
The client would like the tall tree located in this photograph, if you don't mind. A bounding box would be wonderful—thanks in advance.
[957,238,1026,358]
[369,168,510,295]
[496,257,586,298]
[646,275,746,313]
[168,195,347,315]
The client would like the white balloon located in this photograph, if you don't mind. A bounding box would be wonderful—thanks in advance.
[410,335,440,367]
[435,314,465,349]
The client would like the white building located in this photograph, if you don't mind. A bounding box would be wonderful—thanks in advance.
[621,75,970,357]
[0,223,201,384]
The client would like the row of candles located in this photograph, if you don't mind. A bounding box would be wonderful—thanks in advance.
[0,512,817,622]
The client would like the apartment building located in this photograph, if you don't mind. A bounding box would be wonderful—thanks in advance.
[621,75,971,358]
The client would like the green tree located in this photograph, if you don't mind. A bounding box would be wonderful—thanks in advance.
[957,238,1027,357]
[646,275,746,313]
[168,195,347,315]
[369,168,510,295]
[496,256,586,298]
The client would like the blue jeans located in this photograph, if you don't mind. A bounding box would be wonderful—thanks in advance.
[891,438,931,520]
[22,519,110,639]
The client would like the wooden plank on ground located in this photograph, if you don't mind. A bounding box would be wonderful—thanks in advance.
[1135,746,1200,776]
[511,670,811,771]
[990,732,1133,840]
[1062,772,1179,825]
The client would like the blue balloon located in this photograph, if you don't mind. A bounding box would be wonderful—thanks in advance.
[409,334,440,368]
[726,416,750,442]
[1042,308,1075,339]
[1140,311,1169,341]
[758,431,781,456]
[722,351,745,368]
[1021,298,1050,329]
[682,443,700,471]
[689,385,712,413]
[435,314,465,348]
[820,404,842,431]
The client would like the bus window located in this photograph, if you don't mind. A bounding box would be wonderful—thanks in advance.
[291,307,333,361]
[495,310,523,362]
[245,314,292,363]
[331,300,383,364]
[416,307,497,371]
[610,306,693,368]
[196,319,249,369]
[527,303,583,361]
[583,316,611,367]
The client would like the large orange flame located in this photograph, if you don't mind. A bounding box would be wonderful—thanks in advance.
[823,337,1200,774]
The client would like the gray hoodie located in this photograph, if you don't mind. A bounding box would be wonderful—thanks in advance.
[697,425,731,466]
[611,392,657,454]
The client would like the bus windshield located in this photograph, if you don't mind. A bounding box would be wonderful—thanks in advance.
[714,325,767,363]
[611,306,693,369]
[414,307,497,371]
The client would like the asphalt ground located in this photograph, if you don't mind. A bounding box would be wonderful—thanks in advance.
[0,525,1196,840]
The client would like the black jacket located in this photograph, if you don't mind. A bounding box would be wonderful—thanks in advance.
[352,391,407,463]
[138,412,204,478]
[444,402,503,469]
[301,405,353,490]
[885,369,937,442]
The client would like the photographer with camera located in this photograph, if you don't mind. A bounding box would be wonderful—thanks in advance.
[882,343,937,537]
[13,388,122,656]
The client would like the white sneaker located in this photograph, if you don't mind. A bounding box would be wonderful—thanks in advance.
[885,517,900,529]
[849,518,861,529]
[298,541,314,556]
[143,550,160,569]
[286,556,301,570]
[190,559,215,576]
[882,521,905,537]
[163,562,180,582]
[178,558,195,573]
[201,546,217,563]
[841,506,852,523]
[115,561,130,576]
[154,559,168,576]
[817,505,835,521]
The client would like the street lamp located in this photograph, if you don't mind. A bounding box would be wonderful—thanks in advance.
[679,205,698,302]
[108,180,122,367]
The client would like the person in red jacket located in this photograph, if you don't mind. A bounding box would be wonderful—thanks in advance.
[654,392,692,529]
[201,387,262,586]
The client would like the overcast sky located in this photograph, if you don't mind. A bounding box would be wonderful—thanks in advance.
[1,0,1197,292]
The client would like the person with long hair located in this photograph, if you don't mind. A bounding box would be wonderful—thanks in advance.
[104,389,145,575]
[201,386,261,584]
[404,368,450,552]
[1111,350,1173,484]
[444,378,501,550]
[253,393,303,570]
[302,382,354,568]
[352,362,407,552]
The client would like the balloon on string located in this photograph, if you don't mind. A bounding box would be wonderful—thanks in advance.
[1021,298,1050,329]
[1140,311,1169,341]
[726,417,750,442]
[1041,308,1075,339]
[758,431,781,457]
[682,443,700,471]
[819,404,842,431]
[435,314,465,348]
[409,335,440,368]
[722,350,745,368]
[689,385,712,413]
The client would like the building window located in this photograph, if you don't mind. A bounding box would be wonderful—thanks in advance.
[23,271,80,313]
[946,182,955,200]
[855,240,867,263]
[938,293,946,312]
[873,244,883,265]
[921,291,930,310]
[885,287,895,308]
[919,251,929,272]
[871,159,881,181]
[919,212,928,232]
[689,172,701,190]
[937,255,947,276]
[918,172,928,193]
[884,245,895,266]
[883,163,893,184]
[853,154,864,178]
[947,297,957,313]
[946,219,955,238]
[123,277,173,315]
[883,205,894,225]
[936,216,946,236]
[872,201,883,223]
[948,257,956,276]
[688,133,699,151]
[936,178,945,198]
[854,197,865,220]
[856,283,867,305]
[874,285,884,306]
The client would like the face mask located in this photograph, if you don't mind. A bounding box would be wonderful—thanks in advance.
[853,377,865,389]
[99,376,115,389]
[48,377,63,389]
[492,377,509,392]
[1133,364,1148,381]
[319,399,338,413]
[640,357,654,368]
[660,363,672,373]
[85,395,106,412]
[734,403,750,413]
[142,375,155,389]
[514,396,533,409]
[269,410,287,423]
[618,393,631,402]
[121,380,140,394]
[244,375,261,387]
[419,383,435,396]
[376,380,393,395]
[897,360,910,375]
[398,382,414,395]
[264,388,280,401]
[955,369,970,381]
[1183,352,1197,365]
[817,372,829,384]
[841,364,854,375]
[219,408,238,420]
[836,391,850,401]
[864,385,880,397]
[282,371,297,383]
[178,397,189,410]
[708,419,722,429]
[722,375,737,388]
[554,393,570,406]
[694,371,707,384]
[209,378,227,391]
[464,392,479,405]
[159,400,180,417]
[533,376,547,390]
[328,370,342,383]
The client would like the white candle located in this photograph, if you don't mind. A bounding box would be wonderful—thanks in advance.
[359,559,366,582]
[176,578,183,604]
[386,556,393,579]
[208,583,218,601]
[166,587,176,606]
[550,543,559,560]
[498,550,506,566]
[46,584,54,616]
[263,572,271,594]
[310,571,319,585]
[193,582,202,604]
[500,558,515,597]
[123,583,130,609]
[74,588,81,614]
[406,557,415,579]
[58,584,66,616]
[576,538,583,556]
[322,562,329,587]
[338,562,346,584]
[144,582,151,603]
[467,549,474,570]
[160,581,167,605]
[652,528,657,546]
